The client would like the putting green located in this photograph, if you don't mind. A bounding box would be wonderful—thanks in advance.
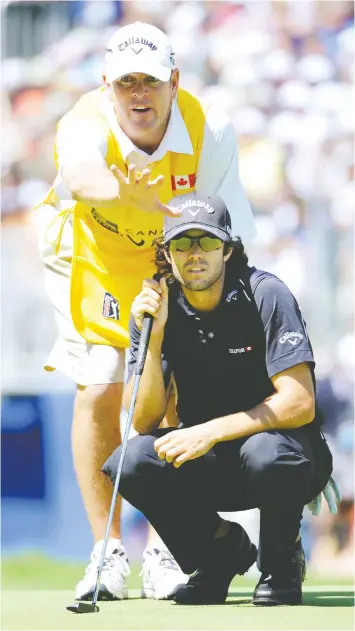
[1,586,354,631]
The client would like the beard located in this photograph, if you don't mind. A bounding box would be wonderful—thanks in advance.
[181,266,224,292]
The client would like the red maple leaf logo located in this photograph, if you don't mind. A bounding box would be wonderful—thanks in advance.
[177,177,188,186]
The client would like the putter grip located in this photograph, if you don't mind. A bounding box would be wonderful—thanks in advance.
[135,273,161,376]
[135,313,154,375]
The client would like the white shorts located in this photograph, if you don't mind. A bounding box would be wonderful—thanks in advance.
[37,204,125,386]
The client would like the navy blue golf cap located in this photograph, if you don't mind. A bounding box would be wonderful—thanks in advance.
[164,193,232,244]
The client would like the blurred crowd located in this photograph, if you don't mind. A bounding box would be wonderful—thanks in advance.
[1,1,354,573]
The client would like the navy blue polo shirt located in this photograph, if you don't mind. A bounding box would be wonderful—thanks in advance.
[127,265,316,427]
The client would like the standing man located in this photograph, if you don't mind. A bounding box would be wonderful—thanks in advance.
[37,21,255,601]
[103,192,336,605]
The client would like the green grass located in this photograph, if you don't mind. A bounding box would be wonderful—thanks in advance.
[1,556,354,630]
[1,588,354,631]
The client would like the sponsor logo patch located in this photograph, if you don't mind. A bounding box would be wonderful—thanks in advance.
[279,331,304,345]
[102,292,119,320]
[226,289,239,303]
[229,346,253,354]
[90,211,163,246]
[178,199,215,217]
[91,208,118,233]
[171,174,196,191]
[115,37,157,53]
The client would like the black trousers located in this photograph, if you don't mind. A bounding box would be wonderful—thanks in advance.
[102,424,332,575]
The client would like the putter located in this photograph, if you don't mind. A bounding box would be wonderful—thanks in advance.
[67,311,154,614]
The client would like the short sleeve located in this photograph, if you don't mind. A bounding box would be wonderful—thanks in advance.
[253,276,314,378]
[196,103,256,244]
[56,114,108,170]
[127,314,172,387]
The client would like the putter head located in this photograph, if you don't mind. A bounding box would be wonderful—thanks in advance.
[66,602,99,614]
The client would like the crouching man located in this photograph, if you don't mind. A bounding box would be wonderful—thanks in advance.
[103,192,335,605]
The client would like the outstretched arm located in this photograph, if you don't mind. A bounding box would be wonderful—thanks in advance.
[57,115,120,208]
[58,116,180,216]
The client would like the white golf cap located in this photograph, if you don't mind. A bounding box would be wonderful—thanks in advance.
[105,21,175,83]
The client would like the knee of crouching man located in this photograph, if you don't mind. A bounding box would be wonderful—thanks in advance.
[266,453,313,503]
[101,434,160,498]
[244,442,313,504]
[101,444,123,482]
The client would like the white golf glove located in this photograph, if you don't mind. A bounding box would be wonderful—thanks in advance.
[307,476,341,516]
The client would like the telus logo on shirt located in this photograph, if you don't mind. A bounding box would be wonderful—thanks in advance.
[229,346,253,354]
[279,331,304,345]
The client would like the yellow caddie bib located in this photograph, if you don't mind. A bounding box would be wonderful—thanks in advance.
[43,86,206,347]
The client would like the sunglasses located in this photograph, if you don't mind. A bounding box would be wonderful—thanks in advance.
[169,235,224,253]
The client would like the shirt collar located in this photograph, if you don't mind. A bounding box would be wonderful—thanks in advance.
[177,286,196,317]
[101,92,193,163]
[175,265,253,317]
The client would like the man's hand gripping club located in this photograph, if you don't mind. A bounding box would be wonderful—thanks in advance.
[132,275,169,342]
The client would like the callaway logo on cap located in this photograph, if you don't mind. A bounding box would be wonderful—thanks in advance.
[164,193,232,244]
[105,22,175,83]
